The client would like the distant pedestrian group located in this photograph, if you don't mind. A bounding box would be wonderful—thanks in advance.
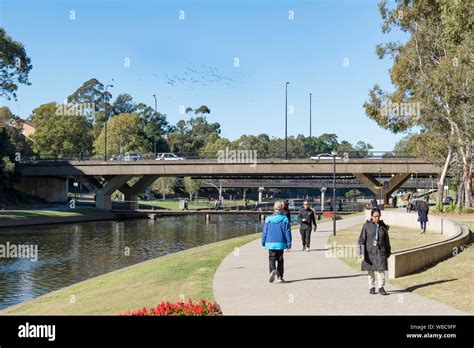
[262,201,392,297]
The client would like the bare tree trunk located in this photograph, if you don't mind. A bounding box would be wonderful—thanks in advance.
[463,160,472,207]
[457,179,464,207]
[437,145,452,205]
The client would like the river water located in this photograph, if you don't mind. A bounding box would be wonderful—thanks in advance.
[0,215,264,310]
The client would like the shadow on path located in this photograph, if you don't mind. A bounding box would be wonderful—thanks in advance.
[285,273,365,284]
[387,279,457,294]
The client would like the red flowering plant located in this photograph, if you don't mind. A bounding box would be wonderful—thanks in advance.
[121,299,223,316]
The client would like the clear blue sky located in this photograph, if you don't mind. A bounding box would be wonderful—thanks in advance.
[0,0,406,150]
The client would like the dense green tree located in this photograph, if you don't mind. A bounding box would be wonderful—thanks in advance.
[31,103,93,157]
[0,27,32,100]
[364,0,473,206]
[67,78,112,124]
[183,177,202,200]
[167,116,221,156]
[93,113,148,157]
[112,93,136,115]
[152,177,177,200]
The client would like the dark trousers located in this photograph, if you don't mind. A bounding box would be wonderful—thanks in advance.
[300,228,312,248]
[269,250,284,277]
[420,221,427,232]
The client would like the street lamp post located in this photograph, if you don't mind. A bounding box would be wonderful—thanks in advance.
[309,93,312,138]
[104,84,114,161]
[285,82,289,160]
[332,150,337,236]
[378,167,382,207]
[153,94,158,158]
[415,171,419,195]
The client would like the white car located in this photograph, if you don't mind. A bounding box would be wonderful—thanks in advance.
[111,152,143,161]
[310,153,342,160]
[155,153,185,161]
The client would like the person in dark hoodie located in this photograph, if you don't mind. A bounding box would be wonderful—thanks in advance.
[262,201,292,283]
[297,200,317,251]
[282,200,291,223]
[357,208,391,296]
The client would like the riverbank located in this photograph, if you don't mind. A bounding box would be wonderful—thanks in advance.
[1,232,261,315]
[0,209,120,229]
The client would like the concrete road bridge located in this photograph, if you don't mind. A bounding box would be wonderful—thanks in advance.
[16,158,439,210]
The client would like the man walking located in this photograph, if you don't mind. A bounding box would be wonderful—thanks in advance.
[262,201,292,283]
[297,200,317,252]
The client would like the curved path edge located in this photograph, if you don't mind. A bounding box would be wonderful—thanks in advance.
[213,214,468,315]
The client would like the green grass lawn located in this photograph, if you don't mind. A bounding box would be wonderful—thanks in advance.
[2,233,260,315]
[328,224,447,270]
[329,214,474,313]
[388,212,474,313]
[0,208,100,219]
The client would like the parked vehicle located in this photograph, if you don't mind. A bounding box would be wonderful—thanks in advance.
[155,153,185,161]
[310,153,342,160]
[111,152,143,161]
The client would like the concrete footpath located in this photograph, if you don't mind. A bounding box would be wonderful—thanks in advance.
[213,215,466,315]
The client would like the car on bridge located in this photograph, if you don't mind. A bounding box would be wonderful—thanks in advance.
[155,153,185,161]
[110,152,144,161]
[310,153,342,160]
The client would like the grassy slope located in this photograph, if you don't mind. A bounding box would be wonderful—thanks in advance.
[329,214,474,313]
[388,213,474,313]
[2,233,260,315]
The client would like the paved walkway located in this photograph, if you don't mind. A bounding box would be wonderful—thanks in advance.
[213,215,466,315]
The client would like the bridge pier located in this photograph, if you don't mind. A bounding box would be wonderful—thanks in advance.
[96,175,134,210]
[119,175,159,211]
[354,173,411,206]
[124,194,138,210]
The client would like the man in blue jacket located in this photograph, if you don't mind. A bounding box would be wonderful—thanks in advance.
[262,201,292,283]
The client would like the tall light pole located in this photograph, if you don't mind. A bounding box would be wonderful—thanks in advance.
[378,167,382,206]
[415,171,419,195]
[153,94,158,158]
[309,93,312,138]
[104,84,114,161]
[285,81,290,160]
[332,150,337,236]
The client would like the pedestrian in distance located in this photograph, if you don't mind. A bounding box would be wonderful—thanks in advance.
[282,200,291,223]
[297,200,317,252]
[417,200,429,234]
[262,201,292,283]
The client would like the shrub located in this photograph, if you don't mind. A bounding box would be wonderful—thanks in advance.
[120,299,223,316]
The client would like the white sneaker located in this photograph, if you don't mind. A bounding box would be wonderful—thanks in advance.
[277,277,285,283]
[269,270,277,283]
[306,247,310,252]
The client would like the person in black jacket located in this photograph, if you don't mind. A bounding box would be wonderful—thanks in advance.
[297,200,317,252]
[357,208,391,295]
[282,200,291,223]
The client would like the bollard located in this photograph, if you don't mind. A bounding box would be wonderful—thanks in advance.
[441,218,443,234]
[206,213,210,222]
